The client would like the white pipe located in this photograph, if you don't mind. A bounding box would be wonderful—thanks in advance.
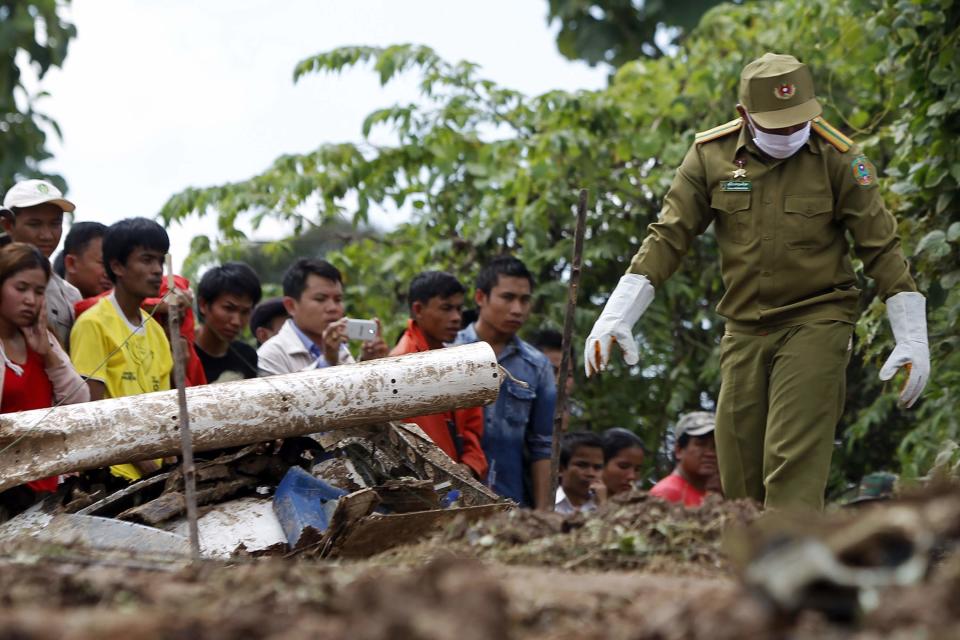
[0,342,500,491]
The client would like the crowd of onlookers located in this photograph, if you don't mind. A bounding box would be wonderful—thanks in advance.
[0,178,720,518]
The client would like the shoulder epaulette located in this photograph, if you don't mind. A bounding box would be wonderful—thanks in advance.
[811,116,853,152]
[695,118,743,145]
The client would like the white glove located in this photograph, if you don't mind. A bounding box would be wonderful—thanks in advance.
[878,291,929,409]
[584,274,655,376]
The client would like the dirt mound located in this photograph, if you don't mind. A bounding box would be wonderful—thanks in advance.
[384,492,761,573]
[0,557,512,640]
[2,489,958,638]
[0,550,957,640]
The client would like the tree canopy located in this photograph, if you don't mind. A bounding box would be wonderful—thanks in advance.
[546,0,729,66]
[160,0,960,492]
[0,0,75,193]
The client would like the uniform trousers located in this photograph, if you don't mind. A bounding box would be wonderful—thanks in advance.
[715,320,853,511]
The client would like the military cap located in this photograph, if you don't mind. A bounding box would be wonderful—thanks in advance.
[675,411,716,439]
[739,53,822,129]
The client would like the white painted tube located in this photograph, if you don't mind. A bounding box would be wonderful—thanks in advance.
[0,342,500,491]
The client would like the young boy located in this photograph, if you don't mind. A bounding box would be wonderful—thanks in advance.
[250,297,289,346]
[69,218,173,482]
[257,258,387,376]
[58,221,112,299]
[555,431,605,515]
[389,271,487,480]
[1,179,81,347]
[649,412,720,508]
[195,261,262,383]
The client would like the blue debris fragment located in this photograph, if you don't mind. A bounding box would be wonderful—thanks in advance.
[273,466,348,549]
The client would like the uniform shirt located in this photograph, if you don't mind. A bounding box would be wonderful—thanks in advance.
[629,119,917,331]
[390,319,487,479]
[46,274,82,349]
[649,473,706,508]
[70,294,173,482]
[454,323,555,506]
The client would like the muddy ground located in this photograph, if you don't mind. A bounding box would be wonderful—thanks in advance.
[2,493,958,639]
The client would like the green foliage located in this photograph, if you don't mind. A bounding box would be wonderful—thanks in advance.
[0,0,75,193]
[160,0,959,491]
[546,0,729,67]
[841,0,960,482]
[181,221,379,299]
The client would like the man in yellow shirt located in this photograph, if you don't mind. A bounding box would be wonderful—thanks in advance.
[70,218,173,481]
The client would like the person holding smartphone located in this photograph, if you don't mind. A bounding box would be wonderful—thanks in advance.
[257,258,388,376]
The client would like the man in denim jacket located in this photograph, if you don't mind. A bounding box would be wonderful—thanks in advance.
[456,256,556,509]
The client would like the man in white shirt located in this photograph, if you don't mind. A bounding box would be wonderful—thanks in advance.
[1,180,82,348]
[257,258,387,376]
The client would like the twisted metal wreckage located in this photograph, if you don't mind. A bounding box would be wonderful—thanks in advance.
[0,343,512,558]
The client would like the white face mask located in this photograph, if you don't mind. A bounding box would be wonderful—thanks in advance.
[745,113,811,159]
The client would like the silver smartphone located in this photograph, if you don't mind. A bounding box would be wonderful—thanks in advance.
[345,318,378,341]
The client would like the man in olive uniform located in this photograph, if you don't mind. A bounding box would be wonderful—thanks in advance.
[584,53,929,511]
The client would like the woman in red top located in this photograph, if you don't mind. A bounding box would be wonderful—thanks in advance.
[0,243,89,516]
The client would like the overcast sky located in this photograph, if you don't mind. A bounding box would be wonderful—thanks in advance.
[38,0,608,270]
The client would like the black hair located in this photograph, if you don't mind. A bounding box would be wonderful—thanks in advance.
[461,307,478,329]
[530,328,577,372]
[281,258,341,300]
[559,431,603,469]
[530,328,562,351]
[102,218,170,283]
[63,221,108,257]
[197,261,263,310]
[676,431,715,451]
[475,255,534,295]
[0,242,52,285]
[52,250,65,278]
[407,271,465,313]
[602,428,645,462]
[249,296,288,334]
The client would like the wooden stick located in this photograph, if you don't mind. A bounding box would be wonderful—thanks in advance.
[549,189,589,510]
[166,256,200,559]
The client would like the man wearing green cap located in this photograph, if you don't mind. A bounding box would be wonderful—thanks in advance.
[584,53,929,511]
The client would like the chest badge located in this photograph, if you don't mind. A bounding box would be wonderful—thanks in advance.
[721,180,752,192]
[723,158,750,190]
[732,157,748,179]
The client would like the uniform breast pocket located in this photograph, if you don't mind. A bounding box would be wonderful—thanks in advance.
[711,191,752,245]
[503,381,536,430]
[783,195,834,250]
